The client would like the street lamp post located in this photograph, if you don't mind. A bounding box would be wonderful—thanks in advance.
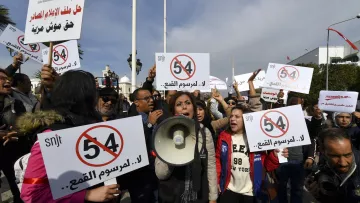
[326,14,360,90]
[127,52,143,75]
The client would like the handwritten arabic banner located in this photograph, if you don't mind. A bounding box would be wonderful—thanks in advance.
[42,40,81,74]
[24,0,85,43]
[155,53,210,91]
[243,105,311,152]
[0,24,46,64]
[318,91,358,113]
[234,70,266,91]
[261,88,288,103]
[202,76,227,92]
[262,63,314,94]
[37,116,149,199]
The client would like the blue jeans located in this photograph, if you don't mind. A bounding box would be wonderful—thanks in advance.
[276,160,305,203]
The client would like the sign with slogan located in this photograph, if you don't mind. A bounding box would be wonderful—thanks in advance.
[37,116,149,199]
[318,91,358,113]
[24,0,85,44]
[155,53,210,90]
[42,40,80,74]
[202,76,227,92]
[234,70,266,91]
[243,105,311,152]
[262,63,314,94]
[0,24,46,63]
[261,88,288,103]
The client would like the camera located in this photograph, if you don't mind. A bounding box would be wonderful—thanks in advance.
[311,164,340,197]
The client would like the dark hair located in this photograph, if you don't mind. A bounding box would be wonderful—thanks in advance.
[0,69,8,76]
[319,128,351,150]
[11,73,29,87]
[45,70,98,120]
[153,90,160,95]
[287,97,301,106]
[225,105,247,134]
[98,87,118,98]
[132,88,151,100]
[169,91,197,118]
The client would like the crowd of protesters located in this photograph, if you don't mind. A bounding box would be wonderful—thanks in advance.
[1,53,360,203]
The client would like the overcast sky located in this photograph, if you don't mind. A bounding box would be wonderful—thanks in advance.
[1,0,360,85]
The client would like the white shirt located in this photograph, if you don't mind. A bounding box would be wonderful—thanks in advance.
[227,133,253,196]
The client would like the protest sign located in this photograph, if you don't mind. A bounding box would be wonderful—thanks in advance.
[261,88,288,103]
[202,76,227,92]
[234,70,266,91]
[262,63,314,94]
[24,0,85,44]
[318,91,358,113]
[155,53,210,90]
[0,24,46,63]
[37,116,149,199]
[243,105,311,152]
[42,40,80,74]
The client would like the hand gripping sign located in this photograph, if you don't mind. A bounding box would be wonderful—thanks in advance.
[318,91,358,113]
[262,63,314,94]
[37,116,149,199]
[243,105,311,152]
[155,53,210,90]
[42,40,81,74]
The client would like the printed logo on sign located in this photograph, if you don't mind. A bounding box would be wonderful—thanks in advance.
[17,35,40,52]
[277,66,299,83]
[52,45,68,65]
[76,125,124,167]
[260,110,289,138]
[170,54,196,80]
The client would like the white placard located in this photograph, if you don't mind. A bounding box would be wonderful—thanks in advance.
[262,63,314,94]
[318,91,358,113]
[38,116,149,199]
[234,71,266,91]
[243,105,311,152]
[261,88,288,103]
[155,53,210,90]
[42,40,80,74]
[0,24,46,63]
[24,0,85,43]
[202,76,227,92]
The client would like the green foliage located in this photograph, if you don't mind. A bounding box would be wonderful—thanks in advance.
[0,5,15,30]
[33,70,41,79]
[289,63,360,104]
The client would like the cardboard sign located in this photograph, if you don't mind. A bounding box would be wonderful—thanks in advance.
[262,63,314,94]
[234,71,266,91]
[203,76,228,92]
[261,88,288,103]
[24,0,85,43]
[243,105,311,152]
[0,24,46,63]
[37,116,149,199]
[42,40,80,74]
[318,91,358,113]
[155,53,210,90]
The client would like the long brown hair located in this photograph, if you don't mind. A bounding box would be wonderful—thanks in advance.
[169,91,198,119]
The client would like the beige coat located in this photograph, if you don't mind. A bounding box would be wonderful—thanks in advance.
[155,124,218,201]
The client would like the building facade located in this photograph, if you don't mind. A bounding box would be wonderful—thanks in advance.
[288,40,360,66]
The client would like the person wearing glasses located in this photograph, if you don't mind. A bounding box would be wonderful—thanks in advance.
[152,90,162,101]
[120,87,163,203]
[96,87,120,121]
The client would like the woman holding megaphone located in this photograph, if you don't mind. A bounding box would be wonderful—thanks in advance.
[154,91,218,203]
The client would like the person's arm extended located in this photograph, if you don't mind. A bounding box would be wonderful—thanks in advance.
[5,53,23,77]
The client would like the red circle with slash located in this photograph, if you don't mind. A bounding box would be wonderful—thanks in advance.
[277,66,299,83]
[17,35,40,52]
[52,45,68,65]
[170,54,196,80]
[259,110,289,138]
[76,125,124,167]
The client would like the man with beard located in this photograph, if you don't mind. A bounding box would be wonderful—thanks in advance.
[97,87,120,121]
[0,69,27,203]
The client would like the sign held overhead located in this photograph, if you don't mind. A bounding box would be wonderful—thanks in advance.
[0,24,46,63]
[42,40,81,74]
[318,91,358,113]
[24,0,85,43]
[234,70,266,91]
[262,63,314,94]
[155,53,210,90]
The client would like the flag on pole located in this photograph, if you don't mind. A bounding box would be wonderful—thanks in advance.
[328,28,359,51]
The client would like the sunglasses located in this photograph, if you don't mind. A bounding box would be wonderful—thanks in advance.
[101,96,117,104]
[227,101,236,105]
